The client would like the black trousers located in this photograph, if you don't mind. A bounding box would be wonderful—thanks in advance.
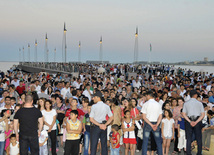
[185,121,202,155]
[174,128,179,152]
[20,135,39,155]
[64,139,80,155]
[48,130,57,155]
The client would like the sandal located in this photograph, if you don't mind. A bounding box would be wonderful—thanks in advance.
[205,147,210,151]
[171,151,178,155]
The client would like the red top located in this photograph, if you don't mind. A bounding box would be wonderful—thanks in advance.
[112,132,120,148]
[65,108,85,121]
[16,86,25,95]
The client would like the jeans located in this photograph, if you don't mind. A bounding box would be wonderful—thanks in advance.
[48,130,57,155]
[64,139,79,155]
[20,135,39,155]
[90,125,108,155]
[0,141,5,155]
[110,145,120,155]
[185,121,202,155]
[39,144,48,155]
[142,122,162,155]
[84,131,90,155]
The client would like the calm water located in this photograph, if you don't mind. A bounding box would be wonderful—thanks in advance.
[0,62,214,74]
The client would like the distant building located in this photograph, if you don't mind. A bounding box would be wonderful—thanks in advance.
[204,57,208,62]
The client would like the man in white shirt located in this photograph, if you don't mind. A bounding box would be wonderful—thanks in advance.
[133,76,141,89]
[61,82,70,99]
[141,91,163,155]
[11,77,19,88]
[82,84,93,102]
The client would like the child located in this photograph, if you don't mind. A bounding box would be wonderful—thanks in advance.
[83,103,92,155]
[110,124,120,155]
[177,109,186,153]
[122,110,136,155]
[39,127,48,155]
[65,110,82,155]
[6,134,19,155]
[161,109,175,155]
[0,111,10,155]
[5,121,14,151]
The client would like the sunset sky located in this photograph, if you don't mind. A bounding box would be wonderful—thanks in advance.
[0,0,213,63]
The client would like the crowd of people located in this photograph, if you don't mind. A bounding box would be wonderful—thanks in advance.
[0,63,213,155]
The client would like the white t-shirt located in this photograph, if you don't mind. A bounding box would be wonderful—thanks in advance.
[162,118,175,137]
[39,129,48,145]
[42,109,57,130]
[141,99,162,122]
[61,87,70,99]
[0,121,6,141]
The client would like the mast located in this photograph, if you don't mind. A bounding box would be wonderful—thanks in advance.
[35,39,37,62]
[78,41,81,62]
[22,47,25,62]
[99,36,103,63]
[45,33,48,62]
[62,22,67,63]
[28,43,30,62]
[134,27,138,63]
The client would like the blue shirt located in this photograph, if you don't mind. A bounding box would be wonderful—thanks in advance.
[178,118,185,130]
[209,96,214,103]
[210,117,214,126]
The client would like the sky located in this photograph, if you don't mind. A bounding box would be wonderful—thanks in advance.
[0,0,214,63]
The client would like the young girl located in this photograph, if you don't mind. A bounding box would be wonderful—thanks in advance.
[122,110,136,155]
[110,124,120,155]
[161,110,175,155]
[6,134,19,155]
[39,126,48,155]
[5,121,14,151]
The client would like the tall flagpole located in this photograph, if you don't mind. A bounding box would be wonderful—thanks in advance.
[54,48,56,62]
[99,36,103,63]
[35,40,37,62]
[62,22,67,63]
[78,41,81,62]
[45,33,48,62]
[22,47,25,62]
[134,27,138,63]
[149,43,152,64]
[19,48,21,62]
[28,43,30,62]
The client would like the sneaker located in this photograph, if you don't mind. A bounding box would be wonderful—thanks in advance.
[56,148,59,152]
[49,148,51,151]
[136,150,140,153]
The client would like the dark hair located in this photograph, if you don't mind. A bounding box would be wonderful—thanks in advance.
[162,100,170,110]
[124,110,130,117]
[177,97,184,102]
[146,91,155,98]
[56,96,63,102]
[111,124,119,131]
[70,110,78,116]
[44,100,52,110]
[72,98,78,103]
[41,85,46,92]
[10,97,16,101]
[82,97,89,104]
[72,90,77,96]
[5,96,11,100]
[164,109,173,118]
[38,98,45,110]
[10,134,16,139]
[47,86,53,95]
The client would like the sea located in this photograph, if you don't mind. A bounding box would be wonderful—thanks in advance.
[0,62,214,74]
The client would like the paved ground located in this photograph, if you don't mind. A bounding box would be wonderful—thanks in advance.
[48,136,214,155]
